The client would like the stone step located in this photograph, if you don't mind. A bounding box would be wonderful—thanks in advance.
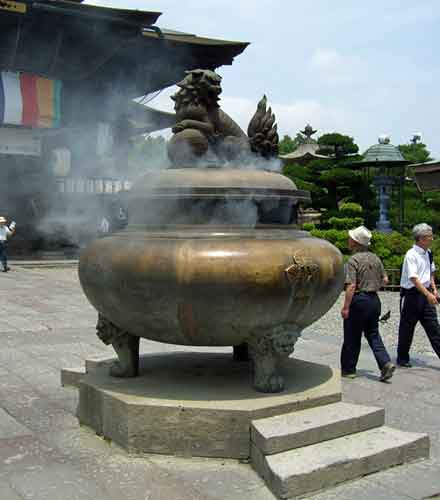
[251,426,429,499]
[61,367,86,388]
[11,260,78,269]
[251,402,384,455]
[85,355,114,373]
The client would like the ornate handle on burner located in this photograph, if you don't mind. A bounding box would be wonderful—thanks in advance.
[284,252,320,284]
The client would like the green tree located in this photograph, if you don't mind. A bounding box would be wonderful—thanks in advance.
[317,133,359,158]
[282,132,373,215]
[398,142,432,164]
[278,133,307,155]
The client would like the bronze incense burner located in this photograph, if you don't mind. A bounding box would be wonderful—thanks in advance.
[79,70,344,392]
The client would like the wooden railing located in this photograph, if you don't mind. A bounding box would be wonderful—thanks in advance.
[383,269,401,291]
[383,268,438,291]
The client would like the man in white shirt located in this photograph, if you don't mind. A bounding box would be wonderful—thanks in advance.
[98,216,110,236]
[0,216,16,273]
[397,223,440,367]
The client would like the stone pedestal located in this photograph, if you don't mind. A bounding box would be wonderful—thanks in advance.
[78,352,341,459]
[72,352,429,498]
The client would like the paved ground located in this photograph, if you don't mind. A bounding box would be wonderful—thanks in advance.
[0,265,439,500]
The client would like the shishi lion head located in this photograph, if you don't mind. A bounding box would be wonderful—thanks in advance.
[171,69,222,113]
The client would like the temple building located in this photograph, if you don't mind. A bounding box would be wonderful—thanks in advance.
[279,124,329,166]
[412,160,440,192]
[0,0,247,254]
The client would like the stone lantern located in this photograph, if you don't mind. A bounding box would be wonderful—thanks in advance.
[353,136,409,233]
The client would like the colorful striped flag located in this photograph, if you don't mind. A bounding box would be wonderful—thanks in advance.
[0,71,62,128]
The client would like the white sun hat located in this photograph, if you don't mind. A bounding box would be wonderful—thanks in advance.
[348,225,372,246]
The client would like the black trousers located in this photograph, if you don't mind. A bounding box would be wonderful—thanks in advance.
[397,288,440,364]
[0,242,7,270]
[341,292,391,374]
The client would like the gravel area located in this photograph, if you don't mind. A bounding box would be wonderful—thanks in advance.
[303,291,440,358]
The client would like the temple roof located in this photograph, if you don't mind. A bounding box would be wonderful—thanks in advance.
[279,124,330,164]
[279,142,329,162]
[0,0,248,96]
[363,143,406,163]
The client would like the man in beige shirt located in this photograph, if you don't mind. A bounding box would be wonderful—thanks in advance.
[341,226,395,382]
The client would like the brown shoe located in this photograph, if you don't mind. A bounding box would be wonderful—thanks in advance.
[380,362,395,382]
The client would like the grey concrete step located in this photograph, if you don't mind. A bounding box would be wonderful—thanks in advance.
[11,260,78,269]
[61,367,86,388]
[251,402,384,455]
[251,426,429,499]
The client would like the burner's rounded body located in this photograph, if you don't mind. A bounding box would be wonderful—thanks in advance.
[79,227,343,346]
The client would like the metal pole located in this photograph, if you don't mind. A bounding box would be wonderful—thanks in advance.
[399,166,405,232]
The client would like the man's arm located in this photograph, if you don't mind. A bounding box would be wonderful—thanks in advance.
[379,259,388,287]
[341,283,356,319]
[430,257,437,298]
[431,273,438,298]
[342,258,357,319]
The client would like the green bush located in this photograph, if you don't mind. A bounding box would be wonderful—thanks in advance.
[310,228,416,271]
[310,228,349,253]
[429,237,440,270]
[302,222,316,231]
[369,231,412,269]
[339,202,363,217]
[327,216,364,230]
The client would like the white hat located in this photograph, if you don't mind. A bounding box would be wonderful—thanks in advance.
[348,225,372,246]
[0,216,6,223]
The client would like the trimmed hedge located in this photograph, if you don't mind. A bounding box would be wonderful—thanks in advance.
[327,216,364,230]
[339,202,363,217]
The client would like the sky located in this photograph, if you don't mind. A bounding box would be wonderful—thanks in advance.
[85,0,440,156]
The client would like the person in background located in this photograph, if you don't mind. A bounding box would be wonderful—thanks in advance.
[397,223,440,367]
[341,225,395,382]
[98,215,110,236]
[0,216,16,272]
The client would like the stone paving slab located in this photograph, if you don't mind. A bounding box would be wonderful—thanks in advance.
[306,476,415,500]
[0,479,23,500]
[8,464,112,500]
[0,434,64,482]
[0,408,32,439]
[0,267,439,499]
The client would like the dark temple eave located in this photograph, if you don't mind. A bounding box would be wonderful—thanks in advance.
[0,0,248,96]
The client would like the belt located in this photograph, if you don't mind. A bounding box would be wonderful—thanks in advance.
[354,291,378,295]
[402,286,432,294]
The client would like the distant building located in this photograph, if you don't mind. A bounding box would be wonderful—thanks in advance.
[412,160,440,192]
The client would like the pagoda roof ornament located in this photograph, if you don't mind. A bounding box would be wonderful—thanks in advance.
[300,124,317,142]
[279,124,330,164]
